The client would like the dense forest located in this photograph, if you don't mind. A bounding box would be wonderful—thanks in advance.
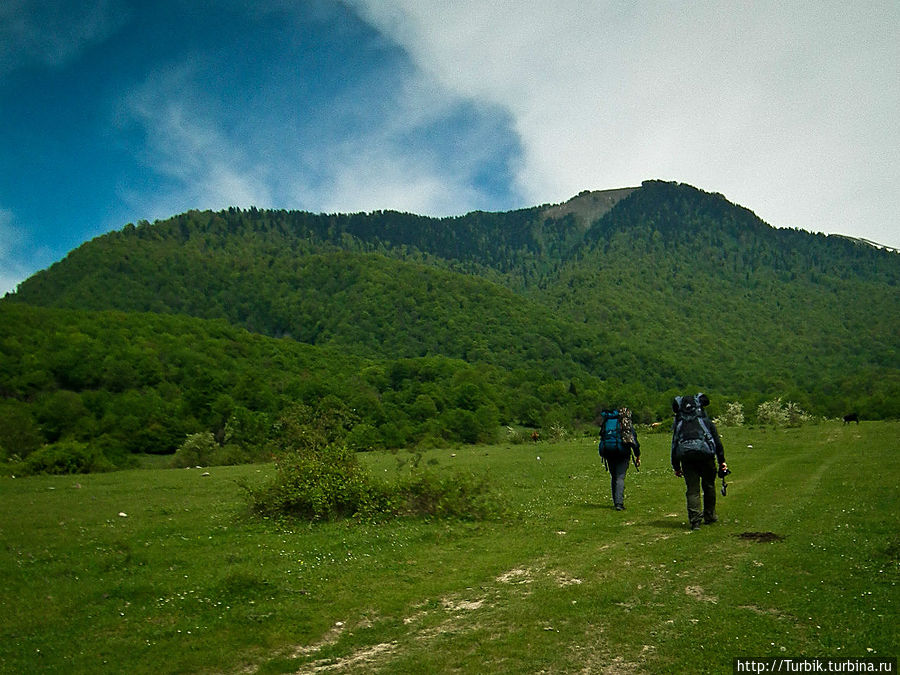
[0,303,625,468]
[3,180,898,471]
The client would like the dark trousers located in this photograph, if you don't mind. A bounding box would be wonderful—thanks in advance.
[608,455,630,508]
[682,457,717,525]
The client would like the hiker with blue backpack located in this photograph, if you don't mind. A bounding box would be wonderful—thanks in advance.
[598,407,641,511]
[671,393,728,531]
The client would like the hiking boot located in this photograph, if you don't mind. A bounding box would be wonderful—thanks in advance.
[690,522,701,531]
[615,504,625,511]
[704,516,718,525]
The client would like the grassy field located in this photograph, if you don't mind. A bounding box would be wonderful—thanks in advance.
[1,421,897,673]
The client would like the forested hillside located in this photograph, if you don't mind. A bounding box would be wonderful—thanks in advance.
[0,303,614,465]
[3,180,898,470]
[539,182,899,407]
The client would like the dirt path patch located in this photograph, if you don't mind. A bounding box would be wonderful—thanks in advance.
[295,641,398,674]
[684,585,718,603]
[496,567,533,584]
[737,532,785,543]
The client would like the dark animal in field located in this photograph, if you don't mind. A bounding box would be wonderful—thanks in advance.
[843,413,859,424]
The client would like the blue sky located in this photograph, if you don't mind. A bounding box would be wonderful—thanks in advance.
[2,1,898,294]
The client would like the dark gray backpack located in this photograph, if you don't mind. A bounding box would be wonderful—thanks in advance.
[672,394,715,461]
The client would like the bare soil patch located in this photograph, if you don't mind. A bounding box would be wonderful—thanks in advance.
[737,532,785,542]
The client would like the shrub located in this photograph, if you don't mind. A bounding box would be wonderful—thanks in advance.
[715,401,745,427]
[505,426,526,444]
[171,432,219,468]
[248,444,379,521]
[20,440,114,475]
[0,403,43,458]
[247,445,502,522]
[245,402,378,520]
[243,401,502,522]
[756,398,788,427]
[345,423,382,452]
[224,408,270,451]
[217,443,264,466]
[756,398,810,427]
[783,401,811,427]
[392,469,501,520]
[546,422,568,443]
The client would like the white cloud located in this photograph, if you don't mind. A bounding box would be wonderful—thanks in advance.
[121,44,518,220]
[294,73,517,215]
[121,63,275,218]
[351,0,900,247]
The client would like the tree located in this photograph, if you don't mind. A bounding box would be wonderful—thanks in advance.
[36,390,91,442]
[0,402,43,458]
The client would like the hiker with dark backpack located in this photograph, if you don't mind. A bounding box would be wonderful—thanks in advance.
[671,393,727,530]
[598,407,641,511]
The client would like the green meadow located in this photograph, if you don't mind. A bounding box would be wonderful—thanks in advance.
[2,421,897,673]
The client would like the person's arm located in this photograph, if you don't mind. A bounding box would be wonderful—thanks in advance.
[708,419,726,464]
[671,423,681,473]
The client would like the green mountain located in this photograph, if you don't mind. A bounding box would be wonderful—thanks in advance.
[3,180,898,468]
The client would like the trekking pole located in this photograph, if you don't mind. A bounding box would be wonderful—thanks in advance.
[719,467,731,496]
[631,451,639,472]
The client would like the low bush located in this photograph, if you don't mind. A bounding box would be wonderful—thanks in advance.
[246,443,383,521]
[345,423,382,452]
[756,398,811,427]
[246,449,501,523]
[392,468,501,520]
[546,421,569,443]
[715,401,745,427]
[243,401,501,522]
[18,440,114,475]
[170,431,219,468]
[505,426,527,444]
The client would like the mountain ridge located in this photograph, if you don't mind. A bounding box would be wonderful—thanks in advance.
[540,186,638,227]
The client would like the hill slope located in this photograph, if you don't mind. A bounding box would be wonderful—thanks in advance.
[2,302,622,460]
[538,182,899,403]
[3,180,899,467]
[11,182,898,399]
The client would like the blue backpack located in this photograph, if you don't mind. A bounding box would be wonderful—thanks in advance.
[598,409,632,459]
[672,394,716,461]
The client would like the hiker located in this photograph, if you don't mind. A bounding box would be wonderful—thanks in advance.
[671,393,727,530]
[598,407,641,511]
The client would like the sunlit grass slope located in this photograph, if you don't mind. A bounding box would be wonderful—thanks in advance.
[1,421,896,673]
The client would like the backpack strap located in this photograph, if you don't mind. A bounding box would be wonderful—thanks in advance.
[688,393,716,455]
[696,410,716,454]
[671,396,684,455]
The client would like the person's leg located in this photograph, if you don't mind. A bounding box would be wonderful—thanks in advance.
[683,461,702,528]
[700,458,717,523]
[611,456,629,509]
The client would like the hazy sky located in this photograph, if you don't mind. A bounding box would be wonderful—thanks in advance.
[2,0,898,294]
